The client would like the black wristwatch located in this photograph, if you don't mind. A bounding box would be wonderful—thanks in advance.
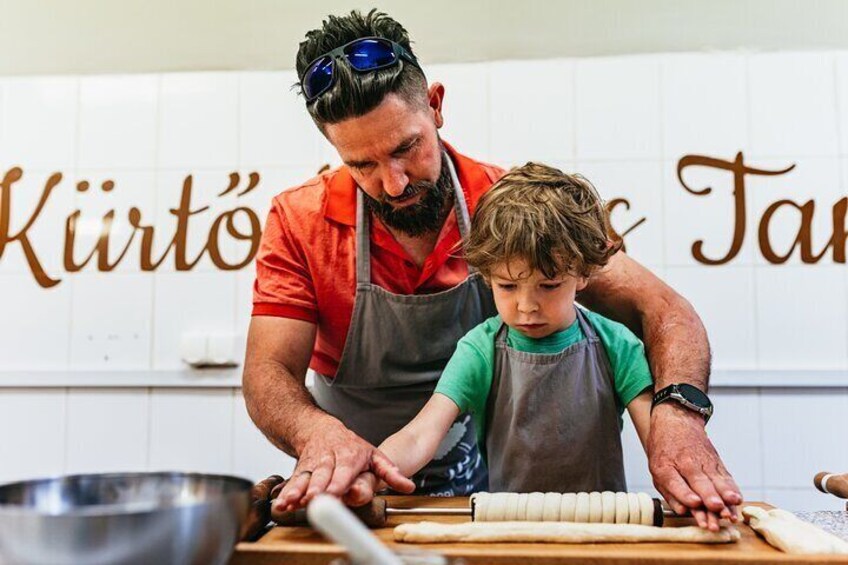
[651,383,713,424]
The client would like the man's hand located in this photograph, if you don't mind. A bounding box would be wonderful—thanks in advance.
[648,403,743,532]
[272,419,413,512]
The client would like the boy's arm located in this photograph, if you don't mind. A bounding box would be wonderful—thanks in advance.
[371,393,461,490]
[626,391,653,451]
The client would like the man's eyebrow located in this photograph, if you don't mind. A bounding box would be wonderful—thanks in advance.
[345,157,373,168]
[344,135,419,168]
[390,135,419,156]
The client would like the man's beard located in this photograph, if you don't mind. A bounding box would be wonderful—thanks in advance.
[363,155,454,237]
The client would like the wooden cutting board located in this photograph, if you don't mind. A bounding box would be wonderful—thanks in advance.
[230,497,848,565]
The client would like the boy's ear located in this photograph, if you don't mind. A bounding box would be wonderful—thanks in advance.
[576,276,589,292]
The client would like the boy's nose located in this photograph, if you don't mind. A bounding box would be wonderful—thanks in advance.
[517,299,539,314]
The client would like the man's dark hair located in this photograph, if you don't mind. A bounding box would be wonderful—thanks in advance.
[295,9,428,128]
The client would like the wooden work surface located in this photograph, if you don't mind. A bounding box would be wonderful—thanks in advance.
[230,496,848,565]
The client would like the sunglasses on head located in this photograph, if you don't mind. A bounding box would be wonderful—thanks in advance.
[301,36,423,102]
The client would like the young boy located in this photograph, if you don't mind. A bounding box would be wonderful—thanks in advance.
[373,162,654,494]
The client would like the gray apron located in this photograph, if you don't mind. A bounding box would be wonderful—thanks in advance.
[486,307,627,493]
[312,155,497,495]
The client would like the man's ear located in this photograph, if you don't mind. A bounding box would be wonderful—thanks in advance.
[427,82,445,129]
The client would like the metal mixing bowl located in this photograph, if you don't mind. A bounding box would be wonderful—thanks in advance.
[0,472,253,565]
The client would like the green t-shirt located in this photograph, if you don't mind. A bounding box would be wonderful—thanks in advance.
[434,308,653,448]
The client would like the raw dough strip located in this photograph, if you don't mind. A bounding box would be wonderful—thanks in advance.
[470,492,660,525]
[394,521,740,544]
[743,506,848,555]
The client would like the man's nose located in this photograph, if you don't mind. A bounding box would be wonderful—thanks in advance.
[381,165,409,198]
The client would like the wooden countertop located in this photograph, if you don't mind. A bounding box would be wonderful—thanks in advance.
[230,496,848,565]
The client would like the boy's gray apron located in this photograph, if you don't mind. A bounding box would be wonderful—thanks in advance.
[312,155,496,496]
[486,307,628,493]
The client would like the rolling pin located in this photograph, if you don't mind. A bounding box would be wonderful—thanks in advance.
[814,472,848,499]
[276,493,672,528]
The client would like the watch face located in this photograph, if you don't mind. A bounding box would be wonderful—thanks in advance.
[678,383,710,408]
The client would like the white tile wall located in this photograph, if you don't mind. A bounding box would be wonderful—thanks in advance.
[1,54,848,509]
[157,73,239,170]
[765,488,848,512]
[0,76,78,171]
[489,59,575,166]
[708,389,763,490]
[65,388,150,474]
[0,274,72,370]
[148,388,234,473]
[837,55,848,155]
[661,53,750,161]
[152,271,237,370]
[755,266,848,371]
[665,266,757,371]
[78,75,159,170]
[428,62,491,162]
[748,53,839,159]
[575,56,661,160]
[575,160,664,268]
[761,389,848,488]
[69,273,153,370]
[0,389,67,483]
[239,71,322,168]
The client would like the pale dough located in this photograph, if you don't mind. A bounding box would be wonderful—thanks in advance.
[614,492,629,524]
[488,492,507,521]
[560,492,577,522]
[638,492,654,526]
[504,492,520,521]
[526,492,545,521]
[627,492,641,525]
[470,492,657,525]
[516,492,528,521]
[743,506,848,555]
[574,492,590,523]
[542,492,561,522]
[395,521,741,544]
[601,491,616,524]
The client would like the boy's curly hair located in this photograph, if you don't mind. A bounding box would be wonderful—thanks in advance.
[465,162,621,280]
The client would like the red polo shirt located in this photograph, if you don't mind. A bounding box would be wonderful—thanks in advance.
[252,142,505,377]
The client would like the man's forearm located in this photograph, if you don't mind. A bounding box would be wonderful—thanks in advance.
[242,358,338,457]
[641,290,710,392]
[580,252,711,391]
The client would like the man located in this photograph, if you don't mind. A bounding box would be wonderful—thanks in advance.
[243,9,741,531]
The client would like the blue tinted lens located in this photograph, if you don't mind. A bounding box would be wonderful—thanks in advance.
[344,38,396,70]
[304,56,335,99]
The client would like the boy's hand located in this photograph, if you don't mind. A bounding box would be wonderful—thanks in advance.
[342,471,380,507]
[370,451,416,494]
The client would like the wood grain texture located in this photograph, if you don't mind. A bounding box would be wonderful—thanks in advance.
[230,497,848,565]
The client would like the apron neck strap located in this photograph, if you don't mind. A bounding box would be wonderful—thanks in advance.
[574,306,599,341]
[354,150,475,285]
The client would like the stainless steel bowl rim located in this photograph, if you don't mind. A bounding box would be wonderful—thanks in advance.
[0,471,253,517]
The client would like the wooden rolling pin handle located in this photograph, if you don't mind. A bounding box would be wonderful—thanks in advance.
[814,471,848,499]
[276,497,388,528]
[653,498,663,527]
